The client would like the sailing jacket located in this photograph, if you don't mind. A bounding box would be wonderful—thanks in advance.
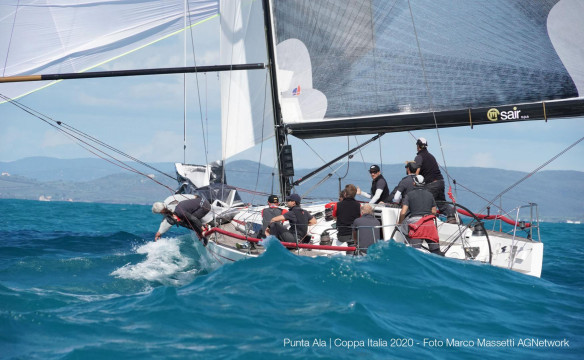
[283,206,315,240]
[370,174,391,203]
[415,149,443,183]
[335,197,361,236]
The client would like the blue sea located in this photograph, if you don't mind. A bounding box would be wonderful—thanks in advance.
[1,199,582,359]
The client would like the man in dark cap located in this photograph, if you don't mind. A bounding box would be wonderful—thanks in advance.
[259,194,287,237]
[389,161,418,204]
[266,193,317,243]
[357,164,390,204]
[414,138,456,223]
[239,194,288,250]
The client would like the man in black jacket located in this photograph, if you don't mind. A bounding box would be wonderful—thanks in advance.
[152,195,211,243]
[357,164,391,204]
[266,193,317,243]
[414,138,456,223]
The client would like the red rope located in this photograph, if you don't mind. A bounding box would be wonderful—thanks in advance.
[456,209,531,227]
[203,227,357,251]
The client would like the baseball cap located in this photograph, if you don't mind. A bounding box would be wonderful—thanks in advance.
[405,161,418,172]
[369,164,380,173]
[416,137,428,146]
[152,202,166,213]
[286,193,301,204]
[413,175,425,186]
[267,195,279,204]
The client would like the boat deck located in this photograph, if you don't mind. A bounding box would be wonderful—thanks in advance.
[485,229,537,242]
[207,222,343,258]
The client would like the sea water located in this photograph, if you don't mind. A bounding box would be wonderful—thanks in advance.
[1,199,582,359]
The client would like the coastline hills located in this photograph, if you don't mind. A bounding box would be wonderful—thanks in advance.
[1,157,582,222]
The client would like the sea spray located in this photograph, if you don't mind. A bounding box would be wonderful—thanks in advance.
[111,234,218,286]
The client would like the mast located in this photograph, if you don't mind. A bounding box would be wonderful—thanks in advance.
[262,0,291,200]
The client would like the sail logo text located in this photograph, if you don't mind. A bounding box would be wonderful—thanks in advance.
[487,107,529,121]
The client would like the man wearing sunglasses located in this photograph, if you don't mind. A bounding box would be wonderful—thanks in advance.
[357,164,390,204]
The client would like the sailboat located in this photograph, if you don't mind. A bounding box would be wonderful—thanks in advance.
[2,0,584,278]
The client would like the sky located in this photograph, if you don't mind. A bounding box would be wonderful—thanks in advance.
[1,15,583,175]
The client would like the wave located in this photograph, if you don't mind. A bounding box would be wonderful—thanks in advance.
[111,234,220,286]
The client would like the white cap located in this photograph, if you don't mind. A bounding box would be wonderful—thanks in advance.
[417,137,428,146]
[413,175,425,186]
[152,202,166,213]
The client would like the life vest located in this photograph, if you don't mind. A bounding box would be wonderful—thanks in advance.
[370,174,390,203]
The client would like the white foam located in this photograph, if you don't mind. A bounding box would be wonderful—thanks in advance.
[111,237,198,286]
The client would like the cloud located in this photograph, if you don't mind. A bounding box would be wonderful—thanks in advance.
[41,129,74,148]
[469,152,496,168]
[129,130,185,162]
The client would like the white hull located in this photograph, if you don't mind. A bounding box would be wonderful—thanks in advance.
[210,203,543,277]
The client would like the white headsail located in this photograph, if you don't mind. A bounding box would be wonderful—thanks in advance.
[219,0,274,160]
[0,0,219,103]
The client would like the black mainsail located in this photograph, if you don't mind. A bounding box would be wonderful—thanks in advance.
[265,0,584,139]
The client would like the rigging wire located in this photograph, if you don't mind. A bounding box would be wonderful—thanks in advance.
[220,1,241,186]
[1,93,176,191]
[185,0,209,166]
[353,136,368,172]
[407,128,584,216]
[477,135,584,215]
[183,0,187,164]
[378,135,383,172]
[250,70,271,205]
[407,0,451,189]
[299,139,343,178]
[338,137,351,180]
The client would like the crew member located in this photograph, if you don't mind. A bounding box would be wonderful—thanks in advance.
[397,175,440,254]
[334,184,361,249]
[414,138,456,223]
[389,161,418,204]
[266,193,316,243]
[152,194,210,243]
[352,204,381,255]
[259,194,287,238]
[357,164,390,204]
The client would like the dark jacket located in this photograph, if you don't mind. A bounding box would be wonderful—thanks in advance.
[335,197,361,236]
[415,149,443,183]
[283,206,315,240]
[370,174,390,203]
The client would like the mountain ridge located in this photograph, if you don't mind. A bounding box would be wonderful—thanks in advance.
[1,157,582,221]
